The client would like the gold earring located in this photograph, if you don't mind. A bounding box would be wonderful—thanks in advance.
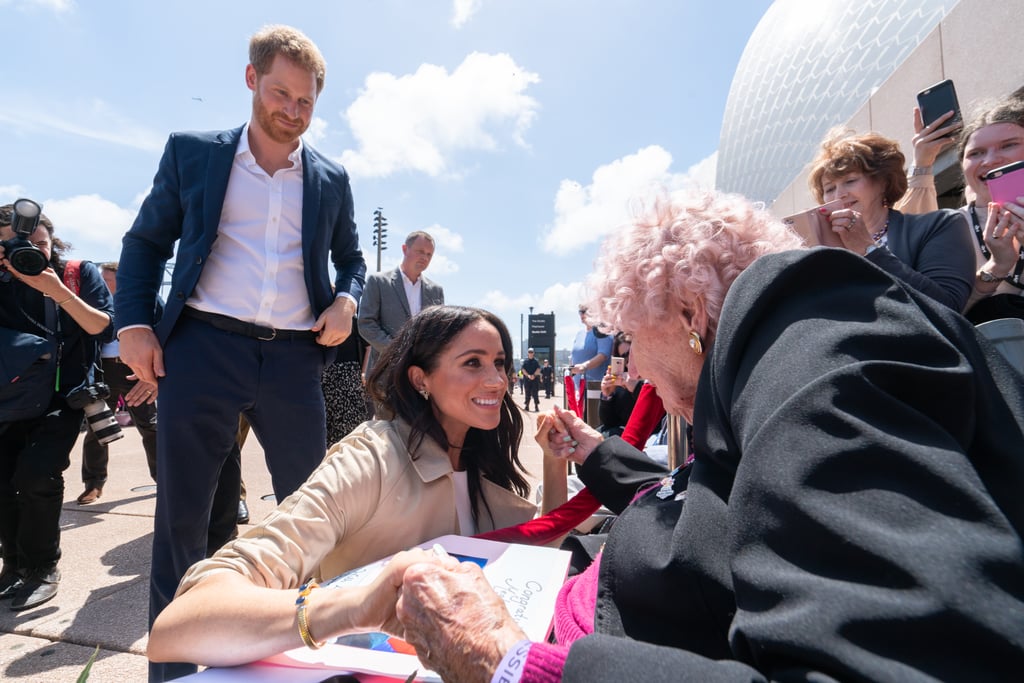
[419,389,430,400]
[688,331,704,356]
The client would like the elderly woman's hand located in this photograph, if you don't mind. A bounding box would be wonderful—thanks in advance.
[351,547,458,637]
[536,405,603,466]
[910,107,961,168]
[397,560,528,681]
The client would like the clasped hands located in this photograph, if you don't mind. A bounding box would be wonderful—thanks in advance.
[377,407,602,679]
[358,547,527,682]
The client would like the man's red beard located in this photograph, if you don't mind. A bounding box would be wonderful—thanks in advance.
[254,94,308,144]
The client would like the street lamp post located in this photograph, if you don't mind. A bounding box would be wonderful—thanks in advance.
[372,207,388,272]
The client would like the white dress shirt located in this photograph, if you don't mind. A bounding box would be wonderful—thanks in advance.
[401,268,423,317]
[188,124,316,330]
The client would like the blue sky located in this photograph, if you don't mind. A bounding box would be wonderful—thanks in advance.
[1,0,774,354]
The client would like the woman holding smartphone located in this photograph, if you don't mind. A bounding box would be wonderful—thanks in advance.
[807,128,975,311]
[900,93,1024,322]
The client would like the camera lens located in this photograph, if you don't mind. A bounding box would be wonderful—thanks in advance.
[7,245,48,276]
[81,399,124,446]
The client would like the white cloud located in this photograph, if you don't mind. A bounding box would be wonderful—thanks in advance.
[0,98,164,152]
[422,223,463,275]
[339,53,540,178]
[424,224,464,253]
[42,194,140,261]
[477,280,587,353]
[303,117,328,146]
[0,0,73,12]
[0,185,28,204]
[451,0,482,28]
[686,151,718,191]
[541,146,713,255]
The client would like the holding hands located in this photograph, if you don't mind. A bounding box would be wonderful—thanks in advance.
[397,560,526,681]
[535,404,603,466]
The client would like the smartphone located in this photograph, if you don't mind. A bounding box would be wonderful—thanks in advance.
[985,160,1024,205]
[782,199,844,246]
[916,79,962,133]
[609,356,625,375]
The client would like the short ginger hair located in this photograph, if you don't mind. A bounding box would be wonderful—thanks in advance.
[249,25,326,95]
[807,128,908,206]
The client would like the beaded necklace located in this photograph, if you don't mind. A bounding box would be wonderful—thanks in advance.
[871,219,890,244]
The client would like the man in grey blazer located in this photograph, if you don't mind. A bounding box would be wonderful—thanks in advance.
[359,231,445,377]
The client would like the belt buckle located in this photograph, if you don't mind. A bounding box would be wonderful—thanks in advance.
[257,326,277,341]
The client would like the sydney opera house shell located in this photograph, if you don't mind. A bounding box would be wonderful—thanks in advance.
[716,0,1024,216]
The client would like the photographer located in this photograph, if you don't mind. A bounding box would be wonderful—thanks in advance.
[0,201,113,611]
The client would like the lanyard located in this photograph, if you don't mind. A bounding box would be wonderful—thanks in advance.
[968,203,1024,289]
[17,292,66,390]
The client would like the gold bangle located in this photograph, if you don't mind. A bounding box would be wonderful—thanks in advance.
[56,295,75,306]
[296,579,325,650]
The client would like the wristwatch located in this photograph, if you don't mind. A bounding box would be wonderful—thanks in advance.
[908,165,933,176]
[978,269,1003,283]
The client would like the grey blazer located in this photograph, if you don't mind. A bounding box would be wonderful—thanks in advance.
[358,266,444,371]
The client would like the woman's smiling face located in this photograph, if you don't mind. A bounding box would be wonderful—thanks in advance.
[411,319,509,447]
[962,122,1024,204]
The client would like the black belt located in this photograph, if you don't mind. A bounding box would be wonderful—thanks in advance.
[182,307,318,341]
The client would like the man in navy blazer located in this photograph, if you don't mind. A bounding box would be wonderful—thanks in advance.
[114,25,365,681]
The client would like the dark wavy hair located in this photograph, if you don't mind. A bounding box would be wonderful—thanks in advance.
[367,305,529,527]
[0,203,69,269]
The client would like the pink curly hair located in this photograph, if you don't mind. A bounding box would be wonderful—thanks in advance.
[584,189,803,341]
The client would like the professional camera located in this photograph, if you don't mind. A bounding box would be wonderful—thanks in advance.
[0,198,49,276]
[65,383,124,446]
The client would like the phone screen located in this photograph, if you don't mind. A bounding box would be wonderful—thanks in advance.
[917,79,961,129]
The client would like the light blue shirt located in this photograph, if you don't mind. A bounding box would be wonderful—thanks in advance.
[571,328,613,382]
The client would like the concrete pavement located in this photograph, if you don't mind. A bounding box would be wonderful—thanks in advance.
[0,386,561,682]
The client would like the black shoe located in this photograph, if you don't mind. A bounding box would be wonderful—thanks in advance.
[237,499,250,525]
[10,567,60,611]
[0,570,23,600]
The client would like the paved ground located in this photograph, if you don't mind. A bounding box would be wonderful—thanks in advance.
[0,387,561,682]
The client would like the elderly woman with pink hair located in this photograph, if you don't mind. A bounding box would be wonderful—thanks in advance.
[395,189,1024,682]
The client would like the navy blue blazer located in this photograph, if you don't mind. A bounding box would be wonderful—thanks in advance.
[115,126,366,344]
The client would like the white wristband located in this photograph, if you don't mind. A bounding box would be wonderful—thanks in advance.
[490,639,532,683]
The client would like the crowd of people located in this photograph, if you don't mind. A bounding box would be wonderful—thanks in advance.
[1,20,1023,683]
